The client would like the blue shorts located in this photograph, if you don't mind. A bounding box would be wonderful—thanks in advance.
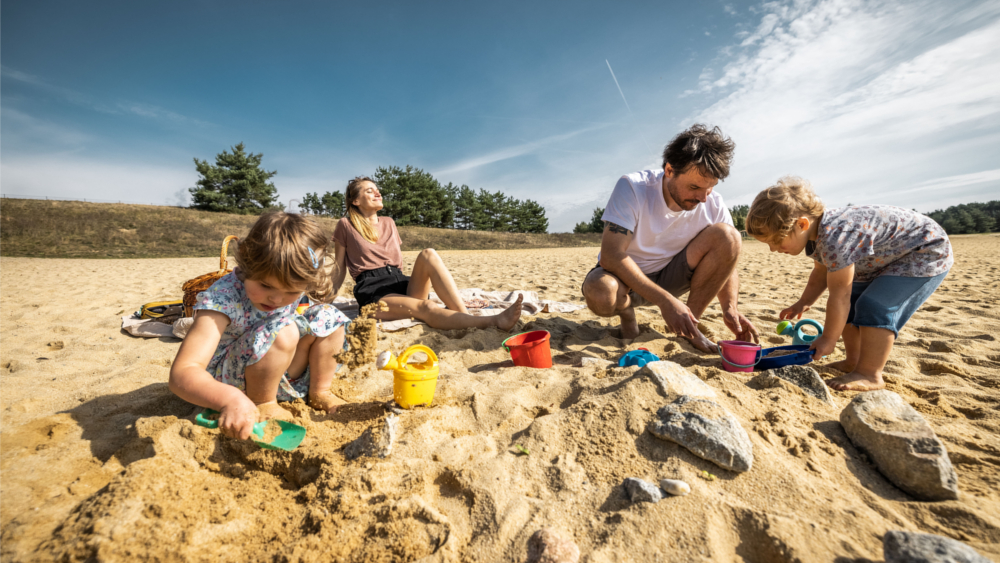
[847,273,947,338]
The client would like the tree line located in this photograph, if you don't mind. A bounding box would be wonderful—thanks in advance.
[188,144,548,233]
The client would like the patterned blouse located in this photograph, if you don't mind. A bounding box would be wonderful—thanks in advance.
[806,205,953,282]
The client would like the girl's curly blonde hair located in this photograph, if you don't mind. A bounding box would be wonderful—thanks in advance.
[746,176,826,243]
[235,211,334,303]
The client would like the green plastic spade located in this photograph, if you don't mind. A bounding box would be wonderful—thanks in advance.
[195,409,306,451]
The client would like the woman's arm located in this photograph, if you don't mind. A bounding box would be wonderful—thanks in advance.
[330,242,348,297]
[169,310,258,439]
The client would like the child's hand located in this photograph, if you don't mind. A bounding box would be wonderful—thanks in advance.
[218,395,259,440]
[810,334,837,361]
[779,302,810,320]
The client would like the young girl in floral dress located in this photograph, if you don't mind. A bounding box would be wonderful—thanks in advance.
[170,212,350,440]
[746,177,952,392]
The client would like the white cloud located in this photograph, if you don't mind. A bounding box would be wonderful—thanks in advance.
[686,0,1000,210]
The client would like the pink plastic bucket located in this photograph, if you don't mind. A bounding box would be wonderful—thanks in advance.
[717,340,762,373]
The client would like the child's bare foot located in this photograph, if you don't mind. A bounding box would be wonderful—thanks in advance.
[495,294,524,332]
[826,371,885,392]
[826,359,856,373]
[309,390,348,413]
[256,401,294,422]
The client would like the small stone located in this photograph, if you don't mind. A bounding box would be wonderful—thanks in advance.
[883,530,990,563]
[841,391,958,501]
[639,361,716,399]
[648,396,754,472]
[659,479,690,496]
[576,356,612,368]
[344,414,398,460]
[752,365,835,405]
[526,528,580,563]
[623,477,663,503]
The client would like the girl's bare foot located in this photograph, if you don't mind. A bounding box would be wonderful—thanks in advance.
[826,371,884,392]
[256,401,294,422]
[826,359,856,373]
[495,294,524,332]
[309,390,348,413]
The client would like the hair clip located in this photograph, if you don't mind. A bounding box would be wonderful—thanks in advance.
[308,247,320,269]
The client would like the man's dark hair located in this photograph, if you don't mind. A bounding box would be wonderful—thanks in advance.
[662,124,735,180]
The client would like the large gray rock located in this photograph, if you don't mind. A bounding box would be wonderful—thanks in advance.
[757,365,835,405]
[639,361,716,399]
[840,391,958,501]
[648,396,754,472]
[884,531,990,563]
[623,477,663,503]
[344,414,398,460]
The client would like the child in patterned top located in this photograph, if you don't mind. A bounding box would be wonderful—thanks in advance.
[169,212,351,440]
[746,177,952,392]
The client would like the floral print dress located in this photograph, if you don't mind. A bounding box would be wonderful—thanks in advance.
[193,271,349,401]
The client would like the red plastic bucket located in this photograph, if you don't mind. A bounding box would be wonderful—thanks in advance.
[717,340,761,373]
[502,330,552,368]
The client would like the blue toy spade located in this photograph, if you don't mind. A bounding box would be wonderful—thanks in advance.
[776,319,824,346]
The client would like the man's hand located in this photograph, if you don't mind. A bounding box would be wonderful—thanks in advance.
[809,334,837,361]
[779,301,811,320]
[658,300,701,340]
[218,395,259,440]
[724,308,759,343]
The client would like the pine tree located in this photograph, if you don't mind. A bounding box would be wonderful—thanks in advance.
[730,204,749,231]
[574,207,605,233]
[373,165,455,228]
[453,185,483,230]
[189,143,279,214]
[301,191,345,217]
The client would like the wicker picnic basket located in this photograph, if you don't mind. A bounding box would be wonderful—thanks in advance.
[182,235,238,317]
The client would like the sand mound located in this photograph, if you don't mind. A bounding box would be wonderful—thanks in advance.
[3,239,1000,561]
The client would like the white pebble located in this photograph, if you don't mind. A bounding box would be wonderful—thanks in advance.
[660,479,691,496]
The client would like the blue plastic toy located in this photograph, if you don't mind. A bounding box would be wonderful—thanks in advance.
[619,349,660,368]
[776,319,823,346]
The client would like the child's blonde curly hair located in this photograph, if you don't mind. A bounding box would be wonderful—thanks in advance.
[236,211,334,303]
[746,176,826,243]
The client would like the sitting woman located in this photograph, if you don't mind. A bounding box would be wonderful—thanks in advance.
[331,176,523,331]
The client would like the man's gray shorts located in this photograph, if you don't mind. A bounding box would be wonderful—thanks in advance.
[583,246,695,307]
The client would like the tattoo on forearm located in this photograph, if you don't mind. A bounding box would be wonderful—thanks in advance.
[604,221,632,236]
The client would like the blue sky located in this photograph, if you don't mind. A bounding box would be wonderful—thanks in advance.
[2,0,998,232]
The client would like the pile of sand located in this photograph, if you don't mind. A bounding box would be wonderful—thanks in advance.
[2,237,999,561]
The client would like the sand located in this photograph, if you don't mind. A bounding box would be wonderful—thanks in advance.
[2,235,999,562]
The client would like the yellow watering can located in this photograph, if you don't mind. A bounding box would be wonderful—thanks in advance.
[377,345,439,409]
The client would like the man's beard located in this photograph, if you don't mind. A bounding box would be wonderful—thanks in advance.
[666,181,700,211]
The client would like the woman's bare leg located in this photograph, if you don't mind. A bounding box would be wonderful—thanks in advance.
[377,293,522,331]
[407,248,469,314]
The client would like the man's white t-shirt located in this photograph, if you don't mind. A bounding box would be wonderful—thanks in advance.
[599,169,734,274]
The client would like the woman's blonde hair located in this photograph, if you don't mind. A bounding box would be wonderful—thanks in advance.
[345,176,379,243]
[746,176,826,243]
[235,211,334,302]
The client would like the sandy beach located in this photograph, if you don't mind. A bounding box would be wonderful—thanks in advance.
[2,236,999,562]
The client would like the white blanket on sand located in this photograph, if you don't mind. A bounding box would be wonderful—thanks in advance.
[334,288,585,332]
[122,289,585,338]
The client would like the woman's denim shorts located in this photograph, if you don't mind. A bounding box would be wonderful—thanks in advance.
[847,272,948,337]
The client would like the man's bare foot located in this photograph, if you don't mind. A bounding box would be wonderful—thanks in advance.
[619,307,640,339]
[256,401,294,422]
[826,371,884,392]
[684,331,718,354]
[495,294,524,332]
[309,390,348,413]
[826,359,855,373]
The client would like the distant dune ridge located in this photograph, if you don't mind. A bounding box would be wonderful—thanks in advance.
[1,220,998,560]
[0,198,601,258]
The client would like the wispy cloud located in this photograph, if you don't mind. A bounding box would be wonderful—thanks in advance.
[1,65,213,128]
[432,124,609,176]
[685,0,1000,209]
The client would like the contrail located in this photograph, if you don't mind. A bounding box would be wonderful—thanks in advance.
[606,59,656,159]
